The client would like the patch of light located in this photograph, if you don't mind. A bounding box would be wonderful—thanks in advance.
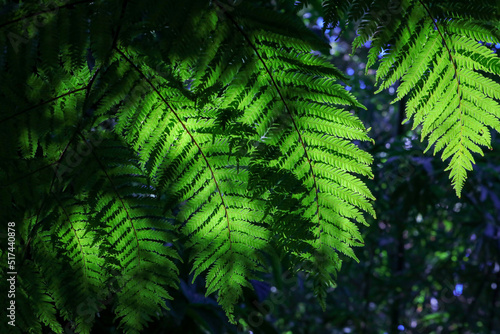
[453,202,463,212]
[430,297,438,311]
[316,17,324,28]
[453,284,463,296]
[378,48,387,59]
[403,137,412,150]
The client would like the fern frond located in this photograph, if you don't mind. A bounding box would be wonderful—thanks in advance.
[324,0,500,196]
[86,139,180,333]
[217,2,375,307]
[109,40,272,321]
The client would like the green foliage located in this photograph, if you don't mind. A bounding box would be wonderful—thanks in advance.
[321,0,500,196]
[0,0,499,333]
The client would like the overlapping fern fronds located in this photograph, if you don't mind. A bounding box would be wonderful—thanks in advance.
[322,0,500,196]
[225,3,376,304]
[2,0,499,332]
[0,0,376,332]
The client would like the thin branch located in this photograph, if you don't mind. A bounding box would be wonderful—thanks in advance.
[418,0,466,196]
[0,0,93,30]
[20,65,101,264]
[0,87,87,124]
[0,162,57,187]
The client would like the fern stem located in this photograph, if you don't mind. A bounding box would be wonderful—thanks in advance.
[83,67,101,114]
[113,46,234,250]
[101,0,129,66]
[21,126,83,267]
[418,0,466,189]
[0,162,57,187]
[53,194,89,278]
[218,2,323,229]
[417,1,460,86]
[76,130,143,265]
[0,0,94,30]
[111,0,128,49]
[0,86,87,124]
